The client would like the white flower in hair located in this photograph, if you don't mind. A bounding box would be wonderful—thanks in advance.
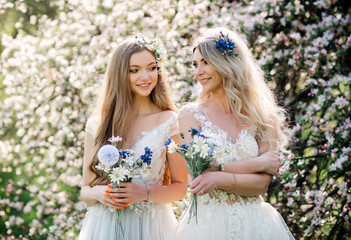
[97,145,120,166]
[134,35,168,72]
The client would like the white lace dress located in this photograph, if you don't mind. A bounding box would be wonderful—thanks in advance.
[175,104,295,240]
[79,113,178,240]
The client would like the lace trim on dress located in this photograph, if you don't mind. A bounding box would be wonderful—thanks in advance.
[180,103,261,205]
[128,113,178,187]
[192,196,276,240]
[180,103,259,159]
[85,112,178,141]
[128,113,178,150]
[84,113,178,188]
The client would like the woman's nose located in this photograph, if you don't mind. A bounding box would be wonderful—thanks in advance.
[139,70,149,80]
[195,65,204,75]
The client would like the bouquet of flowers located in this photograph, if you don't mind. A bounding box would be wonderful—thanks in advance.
[165,128,222,223]
[96,136,153,238]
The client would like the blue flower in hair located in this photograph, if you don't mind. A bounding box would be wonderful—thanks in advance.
[216,39,227,51]
[214,32,237,57]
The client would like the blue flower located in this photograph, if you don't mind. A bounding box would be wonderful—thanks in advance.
[180,144,188,149]
[141,147,153,164]
[165,138,172,147]
[198,134,206,139]
[189,127,200,136]
[216,39,227,51]
[226,39,235,49]
[144,147,152,155]
[189,127,205,138]
[180,133,185,139]
[119,150,130,159]
[214,32,237,57]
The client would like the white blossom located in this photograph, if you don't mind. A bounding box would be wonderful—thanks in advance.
[109,167,129,185]
[108,136,123,144]
[167,140,178,154]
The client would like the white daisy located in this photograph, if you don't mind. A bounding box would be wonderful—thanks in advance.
[167,140,178,154]
[109,166,130,184]
[213,148,227,164]
[139,164,151,180]
[199,143,210,158]
[108,136,123,144]
[96,163,111,172]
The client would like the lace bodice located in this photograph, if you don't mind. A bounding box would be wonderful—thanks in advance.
[85,112,178,186]
[179,103,262,205]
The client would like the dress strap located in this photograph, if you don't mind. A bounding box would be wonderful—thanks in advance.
[179,103,213,129]
[163,113,179,139]
[85,116,99,138]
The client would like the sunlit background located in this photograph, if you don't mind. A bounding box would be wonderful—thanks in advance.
[0,0,350,239]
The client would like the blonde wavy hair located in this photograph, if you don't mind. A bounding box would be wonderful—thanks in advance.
[88,38,176,187]
[193,27,288,150]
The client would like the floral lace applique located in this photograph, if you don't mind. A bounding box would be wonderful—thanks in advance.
[179,107,292,240]
[181,104,261,205]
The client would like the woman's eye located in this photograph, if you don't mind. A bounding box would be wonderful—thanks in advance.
[129,69,138,73]
[203,60,208,64]
[149,66,157,71]
[192,63,198,68]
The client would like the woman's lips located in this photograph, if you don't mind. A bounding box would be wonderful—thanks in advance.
[136,82,152,89]
[198,78,211,85]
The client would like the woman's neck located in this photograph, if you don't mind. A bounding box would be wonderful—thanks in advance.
[132,94,157,116]
[206,87,232,114]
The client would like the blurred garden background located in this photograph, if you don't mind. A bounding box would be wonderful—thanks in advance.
[0,0,350,239]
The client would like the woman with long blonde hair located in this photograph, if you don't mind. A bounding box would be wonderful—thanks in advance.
[79,36,187,240]
[176,28,294,239]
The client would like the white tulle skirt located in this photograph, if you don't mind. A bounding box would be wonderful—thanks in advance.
[78,203,176,240]
[174,195,295,240]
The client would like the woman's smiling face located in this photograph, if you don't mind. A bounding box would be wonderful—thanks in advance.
[193,48,223,94]
[128,49,158,97]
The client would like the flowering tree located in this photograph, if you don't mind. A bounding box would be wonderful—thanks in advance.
[0,0,350,239]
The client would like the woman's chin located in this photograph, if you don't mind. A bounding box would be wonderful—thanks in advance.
[201,84,222,95]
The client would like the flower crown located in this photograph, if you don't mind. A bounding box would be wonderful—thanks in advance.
[214,31,238,57]
[134,35,168,72]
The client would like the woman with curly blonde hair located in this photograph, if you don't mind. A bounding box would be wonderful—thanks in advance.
[79,36,187,240]
[176,27,294,239]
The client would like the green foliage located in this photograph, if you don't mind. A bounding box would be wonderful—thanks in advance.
[0,0,350,239]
